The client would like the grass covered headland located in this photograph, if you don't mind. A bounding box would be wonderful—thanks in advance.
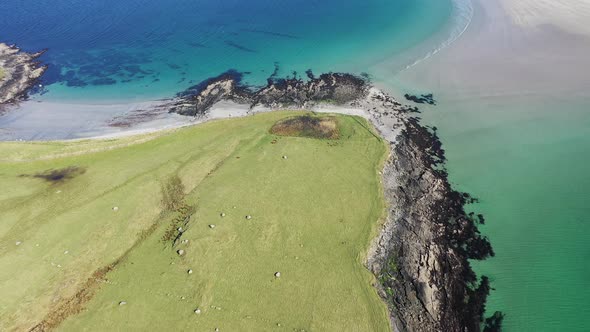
[0,112,391,331]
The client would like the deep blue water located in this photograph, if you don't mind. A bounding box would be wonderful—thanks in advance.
[0,0,453,102]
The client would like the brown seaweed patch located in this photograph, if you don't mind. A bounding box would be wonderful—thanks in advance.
[270,115,339,140]
[24,166,86,183]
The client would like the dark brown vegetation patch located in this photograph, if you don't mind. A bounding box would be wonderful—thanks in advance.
[22,166,86,184]
[29,264,114,332]
[161,175,185,211]
[270,115,339,139]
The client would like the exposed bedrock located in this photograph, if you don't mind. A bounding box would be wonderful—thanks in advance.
[168,70,369,116]
[0,43,47,106]
[366,92,501,331]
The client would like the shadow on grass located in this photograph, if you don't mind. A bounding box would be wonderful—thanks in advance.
[21,166,86,184]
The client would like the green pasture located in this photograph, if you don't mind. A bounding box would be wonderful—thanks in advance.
[0,111,390,331]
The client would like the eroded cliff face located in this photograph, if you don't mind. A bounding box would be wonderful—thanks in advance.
[0,43,47,105]
[168,71,499,331]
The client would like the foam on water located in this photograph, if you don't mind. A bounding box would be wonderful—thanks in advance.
[402,0,474,71]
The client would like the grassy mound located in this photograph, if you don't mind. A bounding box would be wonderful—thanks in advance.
[270,115,340,139]
[0,111,390,331]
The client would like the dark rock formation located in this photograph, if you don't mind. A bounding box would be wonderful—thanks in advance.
[366,90,501,331]
[404,93,436,105]
[0,43,47,106]
[168,71,369,116]
[379,117,493,331]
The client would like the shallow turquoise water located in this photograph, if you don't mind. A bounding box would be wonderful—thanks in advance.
[0,0,452,102]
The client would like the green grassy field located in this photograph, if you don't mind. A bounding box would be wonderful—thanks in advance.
[0,111,391,331]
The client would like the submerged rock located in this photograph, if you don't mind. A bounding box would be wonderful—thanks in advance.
[404,93,436,105]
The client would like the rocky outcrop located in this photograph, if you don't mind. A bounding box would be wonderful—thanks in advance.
[168,70,369,116]
[171,69,250,116]
[0,43,47,106]
[364,92,500,332]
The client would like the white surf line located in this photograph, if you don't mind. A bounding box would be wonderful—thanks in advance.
[401,0,474,71]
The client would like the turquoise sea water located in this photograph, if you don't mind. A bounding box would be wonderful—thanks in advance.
[0,0,452,102]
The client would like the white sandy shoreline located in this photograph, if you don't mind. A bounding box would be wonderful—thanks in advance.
[0,85,407,144]
[0,101,366,142]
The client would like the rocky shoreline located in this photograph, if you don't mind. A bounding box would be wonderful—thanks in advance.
[167,71,501,331]
[168,70,369,116]
[365,99,501,332]
[0,43,47,107]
